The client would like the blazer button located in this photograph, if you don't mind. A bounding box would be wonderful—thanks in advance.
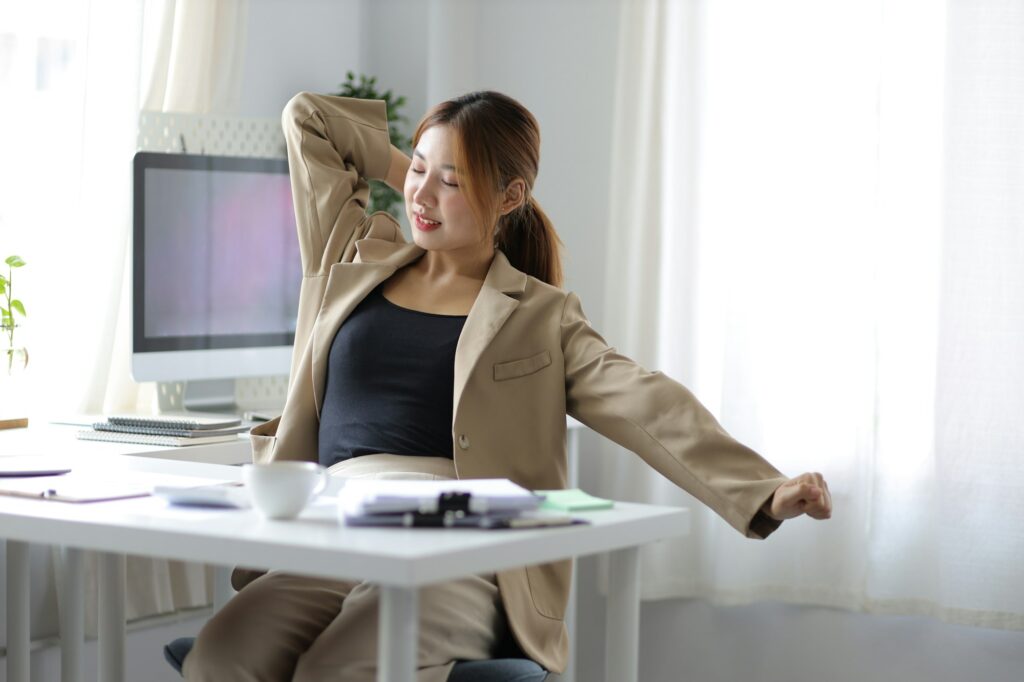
[458,434,470,450]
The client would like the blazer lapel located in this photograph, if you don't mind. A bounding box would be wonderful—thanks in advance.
[310,239,423,414]
[453,251,528,418]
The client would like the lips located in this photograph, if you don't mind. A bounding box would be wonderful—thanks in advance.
[414,213,442,231]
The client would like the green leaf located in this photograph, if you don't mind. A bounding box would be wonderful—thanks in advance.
[10,300,25,317]
[5,255,25,267]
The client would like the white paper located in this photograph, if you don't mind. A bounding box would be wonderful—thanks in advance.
[338,478,541,515]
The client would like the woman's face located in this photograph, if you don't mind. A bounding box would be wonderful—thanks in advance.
[405,125,491,256]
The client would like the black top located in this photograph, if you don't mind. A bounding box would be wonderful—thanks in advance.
[318,283,468,468]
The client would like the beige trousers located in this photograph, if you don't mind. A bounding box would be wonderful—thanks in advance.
[184,455,508,682]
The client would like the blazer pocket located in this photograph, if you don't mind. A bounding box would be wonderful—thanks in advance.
[493,350,552,382]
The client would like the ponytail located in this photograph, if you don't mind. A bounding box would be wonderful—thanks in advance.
[495,196,563,288]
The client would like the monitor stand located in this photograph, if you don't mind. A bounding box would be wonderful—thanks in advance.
[157,379,238,415]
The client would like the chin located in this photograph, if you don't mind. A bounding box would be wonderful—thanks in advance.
[410,230,438,250]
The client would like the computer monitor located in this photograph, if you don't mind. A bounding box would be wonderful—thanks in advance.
[131,152,301,411]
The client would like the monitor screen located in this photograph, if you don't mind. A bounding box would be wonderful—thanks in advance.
[132,152,301,383]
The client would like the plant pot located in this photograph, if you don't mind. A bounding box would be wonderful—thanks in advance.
[5,346,28,375]
[0,346,29,428]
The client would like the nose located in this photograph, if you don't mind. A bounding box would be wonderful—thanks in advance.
[410,175,436,209]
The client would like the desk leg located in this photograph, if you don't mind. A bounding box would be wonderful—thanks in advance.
[98,552,126,682]
[378,585,417,682]
[605,547,640,682]
[6,540,30,682]
[213,565,233,612]
[60,547,85,682]
[564,428,581,682]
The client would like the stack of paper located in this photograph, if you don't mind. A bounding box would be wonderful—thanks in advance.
[338,478,576,529]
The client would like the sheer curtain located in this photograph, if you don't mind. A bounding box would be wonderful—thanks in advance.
[102,0,250,415]
[0,0,145,419]
[601,0,1024,629]
[141,0,248,113]
[1,0,250,633]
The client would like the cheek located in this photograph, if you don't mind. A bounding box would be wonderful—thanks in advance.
[444,196,469,219]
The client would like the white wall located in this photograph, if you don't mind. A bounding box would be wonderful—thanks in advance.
[237,0,364,117]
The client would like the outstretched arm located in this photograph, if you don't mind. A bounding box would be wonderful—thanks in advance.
[560,292,789,538]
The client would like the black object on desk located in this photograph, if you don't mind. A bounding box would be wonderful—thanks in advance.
[343,491,581,529]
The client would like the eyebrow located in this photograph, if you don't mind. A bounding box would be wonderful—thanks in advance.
[412,149,458,172]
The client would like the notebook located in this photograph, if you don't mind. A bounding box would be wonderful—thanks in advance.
[75,430,242,448]
[92,422,251,438]
[105,413,242,430]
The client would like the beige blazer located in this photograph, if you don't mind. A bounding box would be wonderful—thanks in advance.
[236,92,789,673]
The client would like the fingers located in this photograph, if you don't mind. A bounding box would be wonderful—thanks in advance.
[773,472,833,521]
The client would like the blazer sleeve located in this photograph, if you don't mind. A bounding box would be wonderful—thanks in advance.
[560,292,787,539]
[282,92,393,275]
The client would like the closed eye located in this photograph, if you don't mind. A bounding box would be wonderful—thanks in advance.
[410,167,459,188]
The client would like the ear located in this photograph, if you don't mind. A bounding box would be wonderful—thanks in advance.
[499,178,527,217]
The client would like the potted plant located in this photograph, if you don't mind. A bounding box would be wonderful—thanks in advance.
[331,72,412,219]
[1,254,28,375]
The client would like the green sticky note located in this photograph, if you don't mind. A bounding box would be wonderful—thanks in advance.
[536,488,614,511]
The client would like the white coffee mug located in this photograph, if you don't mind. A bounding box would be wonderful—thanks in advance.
[242,461,328,520]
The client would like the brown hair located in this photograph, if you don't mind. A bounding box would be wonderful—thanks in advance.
[412,91,563,287]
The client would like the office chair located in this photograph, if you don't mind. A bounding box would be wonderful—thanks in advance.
[163,636,548,681]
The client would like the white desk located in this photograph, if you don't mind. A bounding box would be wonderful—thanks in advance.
[0,423,251,682]
[0,453,688,682]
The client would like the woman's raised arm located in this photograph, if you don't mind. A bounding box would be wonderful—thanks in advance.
[281,92,393,274]
[384,144,411,193]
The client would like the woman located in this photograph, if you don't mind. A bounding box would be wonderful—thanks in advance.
[185,91,832,681]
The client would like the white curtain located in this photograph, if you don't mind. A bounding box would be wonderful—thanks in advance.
[601,0,1024,630]
[141,0,248,114]
[1,0,250,636]
[0,0,146,419]
[101,0,250,416]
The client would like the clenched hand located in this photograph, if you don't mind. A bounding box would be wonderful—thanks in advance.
[765,472,832,521]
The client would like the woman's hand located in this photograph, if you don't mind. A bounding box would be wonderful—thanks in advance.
[764,472,832,521]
